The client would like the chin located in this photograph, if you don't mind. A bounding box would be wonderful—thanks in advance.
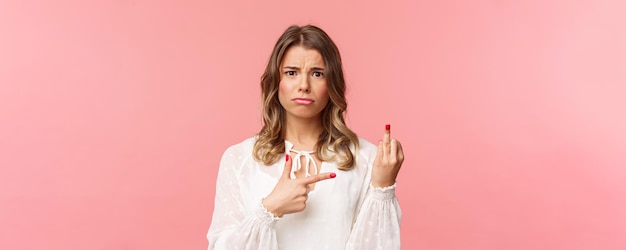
[288,112,323,120]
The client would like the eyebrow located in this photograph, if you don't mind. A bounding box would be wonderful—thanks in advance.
[282,66,326,71]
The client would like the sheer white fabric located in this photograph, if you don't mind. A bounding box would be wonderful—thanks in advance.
[207,137,402,250]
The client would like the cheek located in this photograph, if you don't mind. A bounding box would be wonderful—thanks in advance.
[278,81,287,91]
[318,84,329,100]
[277,80,292,105]
[278,80,287,96]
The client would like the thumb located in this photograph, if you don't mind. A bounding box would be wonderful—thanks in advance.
[281,154,292,179]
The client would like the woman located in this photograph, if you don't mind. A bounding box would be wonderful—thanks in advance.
[207,25,404,250]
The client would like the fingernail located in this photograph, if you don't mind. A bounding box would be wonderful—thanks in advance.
[385,124,390,131]
[330,173,336,178]
[286,154,290,161]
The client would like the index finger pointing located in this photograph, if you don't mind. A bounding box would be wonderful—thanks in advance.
[302,172,336,184]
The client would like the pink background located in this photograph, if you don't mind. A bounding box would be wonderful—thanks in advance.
[1,0,625,249]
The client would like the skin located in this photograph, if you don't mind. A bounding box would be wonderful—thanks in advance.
[262,46,404,218]
[277,46,330,123]
[277,46,327,188]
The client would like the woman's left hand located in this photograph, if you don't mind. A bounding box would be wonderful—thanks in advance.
[371,124,404,188]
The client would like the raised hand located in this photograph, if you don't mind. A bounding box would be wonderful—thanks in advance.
[262,154,336,217]
[372,124,404,188]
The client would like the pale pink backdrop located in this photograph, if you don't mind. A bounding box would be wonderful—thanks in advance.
[1,0,625,249]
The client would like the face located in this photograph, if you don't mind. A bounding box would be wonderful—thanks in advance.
[278,46,329,121]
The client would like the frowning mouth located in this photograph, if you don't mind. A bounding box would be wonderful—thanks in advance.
[292,98,314,105]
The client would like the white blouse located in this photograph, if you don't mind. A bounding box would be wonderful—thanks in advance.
[207,137,402,250]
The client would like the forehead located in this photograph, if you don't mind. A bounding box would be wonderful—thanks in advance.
[281,46,325,66]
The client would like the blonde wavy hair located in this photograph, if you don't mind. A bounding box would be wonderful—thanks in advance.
[253,25,359,171]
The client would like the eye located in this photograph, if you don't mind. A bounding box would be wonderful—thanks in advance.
[312,71,324,77]
[285,71,296,76]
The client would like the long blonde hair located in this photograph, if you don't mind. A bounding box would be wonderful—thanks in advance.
[253,25,359,170]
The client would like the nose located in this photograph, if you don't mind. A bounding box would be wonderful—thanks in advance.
[298,75,311,93]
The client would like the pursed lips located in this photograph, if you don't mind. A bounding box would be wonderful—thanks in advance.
[292,98,314,105]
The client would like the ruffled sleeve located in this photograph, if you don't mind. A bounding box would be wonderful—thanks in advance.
[206,146,279,250]
[346,142,402,250]
[346,182,402,250]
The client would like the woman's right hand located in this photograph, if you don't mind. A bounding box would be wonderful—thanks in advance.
[262,154,336,217]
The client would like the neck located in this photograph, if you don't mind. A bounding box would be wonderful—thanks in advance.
[284,115,323,150]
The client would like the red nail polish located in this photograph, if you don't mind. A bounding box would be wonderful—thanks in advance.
[330,173,336,178]
[385,124,390,131]
[286,154,290,161]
